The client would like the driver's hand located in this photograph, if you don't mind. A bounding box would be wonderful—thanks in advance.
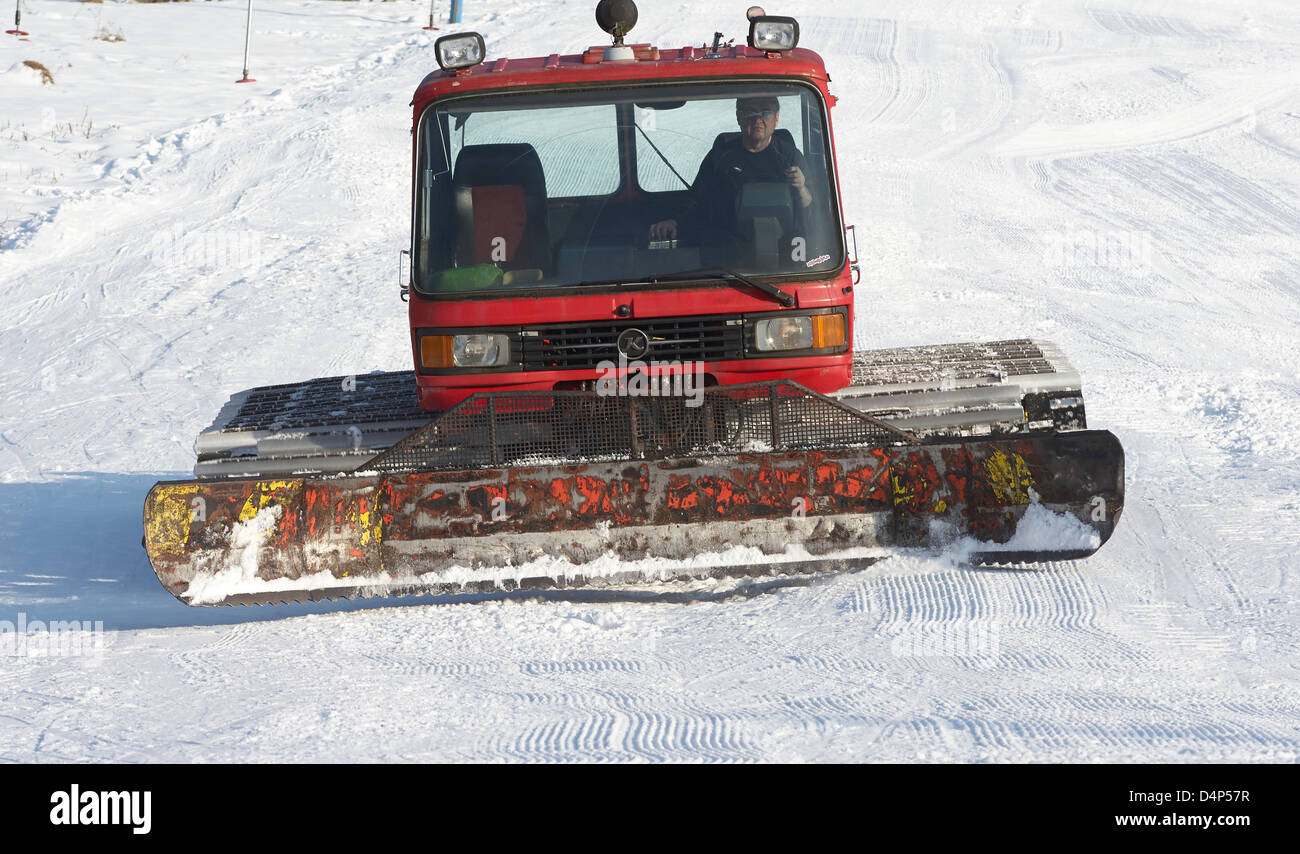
[785,166,806,191]
[649,219,678,240]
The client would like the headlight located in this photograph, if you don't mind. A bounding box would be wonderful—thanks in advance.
[754,316,812,351]
[453,333,508,367]
[421,333,509,368]
[752,312,845,352]
[748,16,799,52]
[435,32,486,72]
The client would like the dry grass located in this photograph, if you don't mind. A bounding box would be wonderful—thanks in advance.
[22,61,54,85]
[94,25,126,42]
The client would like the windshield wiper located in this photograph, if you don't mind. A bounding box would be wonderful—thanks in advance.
[652,267,796,307]
[630,122,691,190]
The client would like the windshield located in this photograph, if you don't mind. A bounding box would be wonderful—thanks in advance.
[414,81,842,295]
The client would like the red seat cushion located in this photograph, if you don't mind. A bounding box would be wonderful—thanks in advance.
[469,184,528,264]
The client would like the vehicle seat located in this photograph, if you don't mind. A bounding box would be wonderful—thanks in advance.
[453,143,550,273]
[712,130,800,268]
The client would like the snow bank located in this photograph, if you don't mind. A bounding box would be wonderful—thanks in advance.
[4,61,54,87]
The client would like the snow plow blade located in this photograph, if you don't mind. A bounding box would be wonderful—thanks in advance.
[143,382,1124,606]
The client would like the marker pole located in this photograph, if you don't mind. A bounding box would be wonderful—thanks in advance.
[6,0,29,37]
[237,0,256,83]
[423,0,439,30]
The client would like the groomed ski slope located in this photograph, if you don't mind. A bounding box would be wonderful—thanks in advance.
[1,0,1297,762]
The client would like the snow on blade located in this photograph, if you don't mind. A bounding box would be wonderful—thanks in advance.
[428,543,889,588]
[929,489,1101,564]
[991,496,1102,554]
[980,489,1101,554]
[181,540,891,603]
[182,505,283,605]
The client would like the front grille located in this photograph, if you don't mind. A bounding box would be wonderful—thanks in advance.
[367,382,910,473]
[520,315,745,371]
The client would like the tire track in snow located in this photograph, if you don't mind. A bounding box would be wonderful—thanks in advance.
[850,561,1110,631]
[501,634,769,760]
[906,691,1299,758]
[800,16,943,130]
[1062,154,1300,237]
[620,709,755,761]
[781,653,883,673]
[1028,158,1056,193]
[996,73,1299,160]
[921,39,1017,160]
[989,24,1064,55]
[823,561,1226,757]
[1085,7,1238,42]
[358,652,500,678]
[169,623,258,691]
[800,17,902,124]
[1013,131,1300,312]
[781,691,890,724]
[510,713,620,760]
[840,562,1133,679]
[943,714,1294,755]
[506,689,647,708]
[1117,602,1239,658]
[507,661,750,761]
[502,703,758,762]
[519,659,644,676]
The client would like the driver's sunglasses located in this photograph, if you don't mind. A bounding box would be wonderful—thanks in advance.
[737,108,778,120]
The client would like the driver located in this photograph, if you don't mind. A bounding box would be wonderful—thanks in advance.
[648,96,813,243]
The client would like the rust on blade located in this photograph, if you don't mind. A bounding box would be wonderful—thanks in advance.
[143,431,1124,605]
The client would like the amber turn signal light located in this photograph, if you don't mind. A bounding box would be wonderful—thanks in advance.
[420,335,455,369]
[810,312,846,350]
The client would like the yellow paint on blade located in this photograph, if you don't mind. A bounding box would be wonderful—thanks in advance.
[358,501,382,546]
[145,484,200,549]
[984,450,1034,504]
[237,479,300,523]
[890,473,912,508]
[358,500,371,545]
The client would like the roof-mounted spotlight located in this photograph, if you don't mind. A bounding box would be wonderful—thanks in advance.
[748,15,799,53]
[435,32,486,73]
[595,0,638,60]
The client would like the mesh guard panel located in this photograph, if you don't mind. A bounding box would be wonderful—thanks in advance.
[364,382,911,474]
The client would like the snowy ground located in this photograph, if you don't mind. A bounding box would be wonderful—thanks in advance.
[1,0,1298,761]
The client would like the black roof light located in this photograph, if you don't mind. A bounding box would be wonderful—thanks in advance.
[435,32,486,72]
[595,0,638,60]
[595,0,638,42]
[747,15,799,52]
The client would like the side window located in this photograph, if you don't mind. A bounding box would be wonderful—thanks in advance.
[634,96,805,192]
[448,104,620,198]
